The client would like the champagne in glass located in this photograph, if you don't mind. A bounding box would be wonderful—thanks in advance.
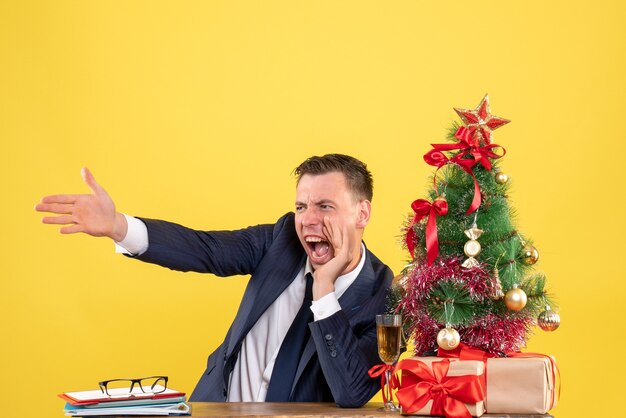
[377,323,402,364]
[376,314,402,412]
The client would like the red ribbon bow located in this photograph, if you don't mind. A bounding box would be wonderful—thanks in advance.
[367,364,395,404]
[406,197,448,265]
[391,358,485,418]
[423,126,506,215]
[450,126,506,171]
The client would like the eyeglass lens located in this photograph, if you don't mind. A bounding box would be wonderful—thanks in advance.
[101,376,168,397]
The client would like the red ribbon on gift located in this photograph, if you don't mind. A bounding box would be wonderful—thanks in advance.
[368,364,395,404]
[391,358,485,418]
[423,126,506,215]
[437,343,495,362]
[405,197,448,265]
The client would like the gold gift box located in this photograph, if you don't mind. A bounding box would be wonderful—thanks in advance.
[486,356,558,414]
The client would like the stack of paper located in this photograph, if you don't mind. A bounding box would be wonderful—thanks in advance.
[60,385,191,416]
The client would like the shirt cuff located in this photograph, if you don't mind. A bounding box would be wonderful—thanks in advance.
[114,214,149,256]
[310,292,342,321]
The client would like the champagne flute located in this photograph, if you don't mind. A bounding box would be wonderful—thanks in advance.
[376,314,402,412]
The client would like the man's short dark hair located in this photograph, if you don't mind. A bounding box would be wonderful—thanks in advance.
[294,154,374,201]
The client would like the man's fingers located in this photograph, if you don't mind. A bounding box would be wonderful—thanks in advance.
[322,218,333,242]
[323,216,343,250]
[342,224,354,254]
[35,202,73,214]
[42,215,74,225]
[81,167,103,195]
[40,194,78,204]
[60,224,84,234]
[322,225,331,243]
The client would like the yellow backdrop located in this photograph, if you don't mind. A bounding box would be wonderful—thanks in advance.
[2,1,625,417]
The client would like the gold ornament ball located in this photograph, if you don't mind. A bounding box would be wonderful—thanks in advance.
[538,306,561,331]
[392,273,409,290]
[504,286,527,311]
[495,172,509,184]
[464,239,482,258]
[437,327,460,350]
[521,244,539,265]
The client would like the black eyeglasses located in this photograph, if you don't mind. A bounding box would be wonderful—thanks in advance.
[98,376,168,398]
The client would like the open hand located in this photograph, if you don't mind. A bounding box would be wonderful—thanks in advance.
[35,168,127,241]
[311,216,357,300]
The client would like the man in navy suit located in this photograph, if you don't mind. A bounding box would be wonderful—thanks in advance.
[36,154,393,407]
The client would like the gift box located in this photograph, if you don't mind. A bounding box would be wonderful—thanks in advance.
[394,357,486,418]
[486,355,558,414]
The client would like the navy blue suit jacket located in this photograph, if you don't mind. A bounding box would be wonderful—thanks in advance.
[133,212,393,407]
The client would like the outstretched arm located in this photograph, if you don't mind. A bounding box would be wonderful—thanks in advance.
[35,168,128,241]
[36,167,288,276]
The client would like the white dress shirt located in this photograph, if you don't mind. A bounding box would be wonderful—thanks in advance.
[115,214,365,401]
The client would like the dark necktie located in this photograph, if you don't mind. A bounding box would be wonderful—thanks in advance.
[265,272,314,401]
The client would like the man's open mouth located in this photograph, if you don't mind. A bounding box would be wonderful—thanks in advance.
[305,236,330,259]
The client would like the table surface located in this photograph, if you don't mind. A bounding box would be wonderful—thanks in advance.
[185,402,554,418]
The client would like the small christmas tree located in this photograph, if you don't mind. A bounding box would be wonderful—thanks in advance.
[397,95,560,356]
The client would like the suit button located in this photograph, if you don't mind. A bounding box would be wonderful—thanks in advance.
[325,334,333,341]
[326,340,334,346]
[330,350,337,358]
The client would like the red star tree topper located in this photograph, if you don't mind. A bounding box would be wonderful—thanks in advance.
[454,94,510,146]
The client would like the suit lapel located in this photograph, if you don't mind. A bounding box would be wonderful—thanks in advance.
[336,250,376,315]
[226,235,306,358]
[222,223,307,397]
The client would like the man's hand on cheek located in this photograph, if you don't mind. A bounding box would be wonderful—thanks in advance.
[311,216,356,300]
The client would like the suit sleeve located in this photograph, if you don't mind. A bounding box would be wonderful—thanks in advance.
[309,263,393,407]
[129,214,291,276]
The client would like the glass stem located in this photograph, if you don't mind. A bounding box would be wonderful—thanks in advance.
[385,367,393,404]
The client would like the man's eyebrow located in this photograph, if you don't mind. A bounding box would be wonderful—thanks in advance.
[315,199,336,205]
[294,199,336,206]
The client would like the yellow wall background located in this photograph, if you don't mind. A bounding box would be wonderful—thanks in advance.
[2,1,624,416]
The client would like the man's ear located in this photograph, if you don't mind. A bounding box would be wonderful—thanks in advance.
[356,200,371,228]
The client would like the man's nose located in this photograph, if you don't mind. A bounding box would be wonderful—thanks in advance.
[301,207,321,226]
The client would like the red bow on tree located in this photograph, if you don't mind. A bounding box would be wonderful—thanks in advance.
[423,126,506,215]
[406,197,448,265]
[391,358,485,418]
